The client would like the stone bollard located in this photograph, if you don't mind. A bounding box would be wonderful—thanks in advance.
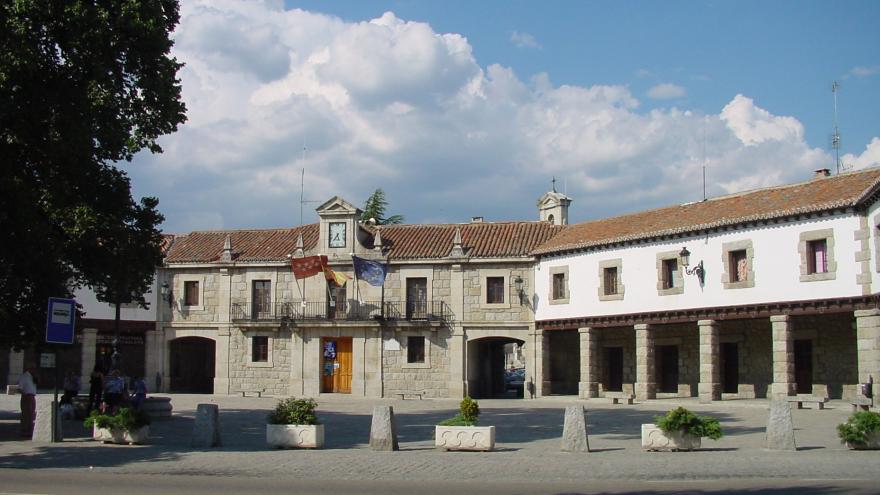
[192,403,222,448]
[561,404,590,452]
[766,400,797,451]
[369,405,399,451]
[32,400,63,443]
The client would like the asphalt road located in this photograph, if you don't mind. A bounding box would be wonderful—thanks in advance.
[1,469,878,495]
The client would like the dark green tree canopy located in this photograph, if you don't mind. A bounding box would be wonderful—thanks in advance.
[0,1,186,350]
[360,188,404,225]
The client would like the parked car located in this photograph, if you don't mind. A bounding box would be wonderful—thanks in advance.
[505,368,525,393]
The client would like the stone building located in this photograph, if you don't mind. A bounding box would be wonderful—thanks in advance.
[533,168,880,402]
[156,196,562,398]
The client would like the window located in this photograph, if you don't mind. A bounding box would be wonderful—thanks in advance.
[807,239,827,274]
[661,259,678,289]
[729,250,748,282]
[603,267,618,295]
[552,273,566,299]
[486,276,505,304]
[407,336,425,364]
[252,336,269,362]
[184,281,199,306]
[252,280,271,318]
[548,265,569,304]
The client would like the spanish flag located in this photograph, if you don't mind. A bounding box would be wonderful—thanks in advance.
[323,265,350,286]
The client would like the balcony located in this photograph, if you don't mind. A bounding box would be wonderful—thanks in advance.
[231,300,453,324]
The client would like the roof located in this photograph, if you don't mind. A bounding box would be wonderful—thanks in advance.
[377,221,564,260]
[164,224,319,263]
[533,167,880,256]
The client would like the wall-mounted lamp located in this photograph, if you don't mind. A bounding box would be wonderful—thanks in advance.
[160,281,173,304]
[513,275,524,305]
[678,247,705,285]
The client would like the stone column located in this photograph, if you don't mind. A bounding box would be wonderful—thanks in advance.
[538,329,552,396]
[698,320,721,403]
[144,328,161,393]
[289,327,305,397]
[79,328,98,387]
[770,315,795,399]
[214,327,230,395]
[634,323,656,401]
[578,327,599,399]
[448,264,467,398]
[855,309,880,399]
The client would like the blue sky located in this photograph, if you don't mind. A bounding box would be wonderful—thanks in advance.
[126,0,880,233]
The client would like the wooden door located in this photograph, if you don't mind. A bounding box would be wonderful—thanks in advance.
[794,339,813,394]
[406,278,427,319]
[252,280,271,319]
[320,337,352,394]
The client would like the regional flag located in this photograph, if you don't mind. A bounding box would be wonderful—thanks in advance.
[291,255,328,279]
[352,255,388,287]
[323,265,350,286]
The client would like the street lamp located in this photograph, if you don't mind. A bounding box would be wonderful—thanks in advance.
[679,247,705,285]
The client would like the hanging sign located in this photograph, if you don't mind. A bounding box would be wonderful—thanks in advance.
[46,297,76,344]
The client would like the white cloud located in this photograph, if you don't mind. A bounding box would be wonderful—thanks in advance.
[510,31,541,49]
[841,138,880,170]
[851,66,880,77]
[647,83,686,100]
[127,1,873,233]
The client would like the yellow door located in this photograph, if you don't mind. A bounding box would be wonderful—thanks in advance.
[321,337,352,394]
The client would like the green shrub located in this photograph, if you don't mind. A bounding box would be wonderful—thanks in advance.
[84,407,151,432]
[837,411,880,445]
[654,407,723,441]
[267,398,320,425]
[438,397,481,427]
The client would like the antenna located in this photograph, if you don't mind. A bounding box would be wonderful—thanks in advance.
[832,81,841,174]
[298,140,321,227]
[702,116,707,202]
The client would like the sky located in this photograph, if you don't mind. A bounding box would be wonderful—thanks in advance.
[124,0,880,233]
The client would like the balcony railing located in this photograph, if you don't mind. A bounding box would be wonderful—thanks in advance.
[231,300,453,323]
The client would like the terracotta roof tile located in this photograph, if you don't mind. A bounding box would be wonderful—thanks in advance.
[378,222,564,259]
[533,167,880,256]
[165,225,319,263]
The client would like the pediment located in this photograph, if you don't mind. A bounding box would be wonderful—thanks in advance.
[316,196,361,216]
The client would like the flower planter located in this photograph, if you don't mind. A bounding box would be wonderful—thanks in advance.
[266,424,324,449]
[641,423,701,451]
[92,425,150,445]
[435,425,495,451]
[845,432,880,450]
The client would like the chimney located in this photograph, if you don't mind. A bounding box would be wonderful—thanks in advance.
[471,216,484,223]
[219,235,233,263]
[813,168,831,179]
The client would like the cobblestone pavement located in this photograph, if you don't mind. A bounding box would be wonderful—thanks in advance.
[0,393,877,484]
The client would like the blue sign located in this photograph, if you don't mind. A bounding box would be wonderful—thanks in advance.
[46,297,76,344]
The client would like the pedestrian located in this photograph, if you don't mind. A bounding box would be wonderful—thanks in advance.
[61,370,80,405]
[18,366,37,438]
[87,365,104,412]
[104,369,125,413]
[130,376,147,410]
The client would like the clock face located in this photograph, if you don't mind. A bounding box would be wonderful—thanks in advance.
[329,222,346,248]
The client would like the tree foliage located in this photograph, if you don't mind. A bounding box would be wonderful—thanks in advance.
[360,188,404,225]
[0,1,186,350]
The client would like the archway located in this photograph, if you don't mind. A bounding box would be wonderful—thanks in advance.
[169,337,215,393]
[467,337,525,399]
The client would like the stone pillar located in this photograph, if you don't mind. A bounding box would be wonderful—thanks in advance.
[698,320,721,403]
[578,327,599,399]
[634,323,656,401]
[770,315,795,399]
[289,327,305,397]
[214,327,230,395]
[855,309,880,399]
[79,328,98,387]
[536,329,552,396]
[449,264,467,398]
[144,328,162,393]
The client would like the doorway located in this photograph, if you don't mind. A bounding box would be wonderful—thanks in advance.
[605,347,624,392]
[548,330,579,395]
[656,345,679,393]
[406,278,427,319]
[169,337,215,393]
[321,337,352,393]
[467,337,525,399]
[794,339,813,394]
[720,342,739,393]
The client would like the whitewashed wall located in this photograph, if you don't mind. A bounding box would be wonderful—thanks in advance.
[75,278,158,321]
[535,211,871,321]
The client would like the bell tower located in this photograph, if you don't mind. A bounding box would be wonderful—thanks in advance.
[537,178,571,226]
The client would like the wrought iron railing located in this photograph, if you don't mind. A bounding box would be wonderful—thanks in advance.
[231,300,453,323]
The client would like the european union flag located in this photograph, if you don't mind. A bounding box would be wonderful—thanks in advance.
[352,255,388,287]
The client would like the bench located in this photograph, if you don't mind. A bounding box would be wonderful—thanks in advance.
[239,389,265,398]
[851,395,874,412]
[605,392,635,405]
[786,395,828,410]
[394,390,424,400]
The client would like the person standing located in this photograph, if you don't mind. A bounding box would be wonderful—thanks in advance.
[61,370,80,405]
[87,365,104,412]
[103,369,124,413]
[18,367,37,438]
[130,376,147,410]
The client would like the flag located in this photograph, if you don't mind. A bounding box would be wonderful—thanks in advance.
[291,255,327,279]
[352,255,388,287]
[323,265,350,286]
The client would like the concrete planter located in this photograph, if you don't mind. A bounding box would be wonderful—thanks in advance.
[845,432,880,450]
[641,423,701,451]
[435,425,495,451]
[92,425,150,445]
[266,424,324,449]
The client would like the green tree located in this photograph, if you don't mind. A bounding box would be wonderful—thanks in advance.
[360,188,404,225]
[0,1,186,350]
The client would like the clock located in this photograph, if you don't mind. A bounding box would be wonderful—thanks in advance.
[329,222,346,248]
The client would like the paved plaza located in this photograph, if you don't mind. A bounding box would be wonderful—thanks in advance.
[0,393,877,488]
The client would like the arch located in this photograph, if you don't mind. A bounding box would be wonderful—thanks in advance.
[169,336,215,393]
[466,336,526,399]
